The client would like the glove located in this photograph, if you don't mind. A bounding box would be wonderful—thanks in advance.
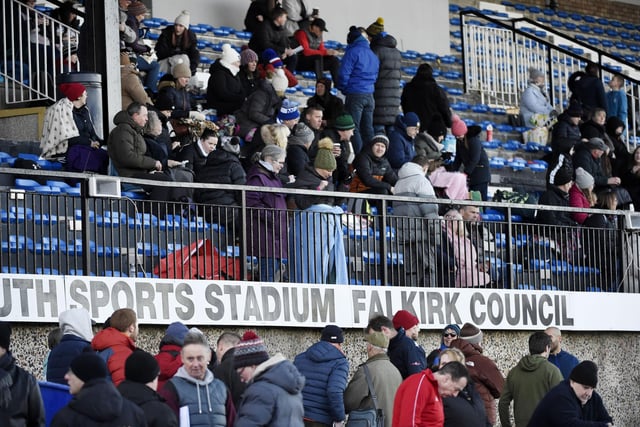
[189,111,205,121]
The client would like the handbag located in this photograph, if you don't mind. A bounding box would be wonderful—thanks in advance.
[346,364,384,427]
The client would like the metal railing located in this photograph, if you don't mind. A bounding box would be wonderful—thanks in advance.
[460,9,640,147]
[1,168,639,293]
[1,0,81,104]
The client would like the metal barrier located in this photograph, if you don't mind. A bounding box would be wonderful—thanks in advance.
[1,169,638,293]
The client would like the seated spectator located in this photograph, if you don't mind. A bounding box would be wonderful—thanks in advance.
[175,128,218,178]
[195,136,246,228]
[306,78,344,129]
[246,145,289,282]
[393,155,440,286]
[569,167,597,225]
[572,137,621,193]
[605,116,631,177]
[520,67,555,127]
[350,134,398,196]
[622,146,640,210]
[258,48,299,88]
[294,18,339,82]
[370,30,403,135]
[401,63,452,132]
[448,116,490,201]
[244,0,276,34]
[125,1,160,95]
[443,209,491,288]
[550,101,583,155]
[536,154,577,227]
[281,0,315,37]
[238,47,260,97]
[288,139,348,284]
[387,112,420,170]
[120,52,153,110]
[206,44,246,116]
[277,99,301,130]
[40,82,109,175]
[318,113,355,191]
[156,64,203,122]
[248,6,298,72]
[155,10,199,76]
[286,123,315,177]
[580,108,608,140]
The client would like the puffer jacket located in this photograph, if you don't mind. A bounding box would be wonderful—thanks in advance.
[154,25,199,75]
[371,34,402,127]
[350,145,398,193]
[293,341,349,424]
[0,352,45,427]
[337,35,379,95]
[234,80,283,138]
[108,110,157,178]
[206,59,246,115]
[195,149,246,205]
[387,115,416,170]
[90,327,136,386]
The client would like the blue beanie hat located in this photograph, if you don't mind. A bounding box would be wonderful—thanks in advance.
[403,112,420,128]
[163,322,189,346]
[443,324,461,335]
[277,99,300,122]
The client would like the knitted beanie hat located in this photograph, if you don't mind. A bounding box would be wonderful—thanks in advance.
[370,134,389,148]
[334,114,355,130]
[459,322,483,344]
[70,353,109,383]
[403,112,420,128]
[262,48,283,68]
[175,10,190,29]
[366,17,385,38]
[125,350,160,384]
[240,48,259,66]
[314,138,337,171]
[59,82,86,101]
[288,123,314,146]
[277,99,300,122]
[574,167,594,189]
[172,63,191,79]
[443,324,461,336]
[127,1,147,16]
[570,361,598,387]
[392,310,419,331]
[451,115,468,137]
[233,331,270,369]
[221,43,240,65]
[220,136,241,155]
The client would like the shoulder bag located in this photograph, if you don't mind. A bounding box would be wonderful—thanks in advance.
[345,364,384,427]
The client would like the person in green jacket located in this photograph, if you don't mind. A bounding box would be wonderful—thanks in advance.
[498,331,563,427]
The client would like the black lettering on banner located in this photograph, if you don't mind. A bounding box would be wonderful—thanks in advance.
[560,295,574,326]
[487,293,503,325]
[156,282,174,319]
[135,281,156,320]
[505,293,521,326]
[261,286,281,321]
[175,283,194,320]
[223,284,242,320]
[426,291,444,324]
[13,278,33,317]
[290,286,309,322]
[111,280,134,310]
[89,280,110,317]
[522,293,536,325]
[310,288,334,322]
[68,280,90,312]
[444,292,461,324]
[282,287,290,322]
[36,279,58,317]
[400,291,417,313]
[539,294,553,325]
[351,289,367,324]
[0,278,11,316]
[368,290,385,321]
[244,286,261,321]
[205,283,225,321]
[470,292,486,324]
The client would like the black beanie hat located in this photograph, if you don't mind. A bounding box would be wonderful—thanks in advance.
[70,353,109,383]
[570,360,598,388]
[125,350,160,384]
[320,325,344,343]
[0,322,10,350]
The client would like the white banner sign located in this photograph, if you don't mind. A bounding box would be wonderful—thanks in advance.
[1,275,639,331]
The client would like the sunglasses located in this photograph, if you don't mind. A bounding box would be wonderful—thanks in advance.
[443,333,457,338]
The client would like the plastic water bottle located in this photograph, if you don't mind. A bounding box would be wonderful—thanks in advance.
[444,134,457,153]
[486,124,493,142]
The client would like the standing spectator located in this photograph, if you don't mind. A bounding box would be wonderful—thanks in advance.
[125,1,161,95]
[426,324,460,369]
[520,67,555,127]
[392,362,469,427]
[337,26,379,154]
[91,308,138,386]
[370,31,402,134]
[46,308,94,385]
[606,116,631,177]
[401,63,453,131]
[159,328,233,426]
[448,116,490,201]
[387,112,419,170]
[244,0,276,34]
[120,52,153,109]
[238,48,260,97]
[544,327,580,379]
[569,167,597,224]
[349,134,398,196]
[286,122,315,177]
[234,331,305,427]
[606,74,628,125]
[281,0,314,37]
[393,155,440,286]
[498,332,563,427]
[0,322,45,427]
[536,154,577,226]
[307,78,344,129]
[528,361,613,426]
[294,18,340,83]
[391,310,427,370]
[622,146,640,210]
[155,10,200,76]
[206,43,246,115]
[366,314,426,379]
[118,350,179,427]
[293,325,349,427]
[344,331,402,427]
[450,323,505,426]
[213,332,247,408]
[44,327,62,377]
[568,63,607,120]
[154,321,189,391]
[249,7,298,72]
[246,145,289,282]
[52,352,145,426]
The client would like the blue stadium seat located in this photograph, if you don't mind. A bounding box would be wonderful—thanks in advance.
[1,266,26,274]
[36,268,59,275]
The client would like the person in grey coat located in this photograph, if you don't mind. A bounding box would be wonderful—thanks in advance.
[370,32,402,134]
[344,331,402,427]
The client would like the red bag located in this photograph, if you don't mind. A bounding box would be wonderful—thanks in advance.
[154,239,241,280]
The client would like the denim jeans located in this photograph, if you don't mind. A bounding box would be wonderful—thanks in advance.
[345,93,375,154]
[136,56,160,94]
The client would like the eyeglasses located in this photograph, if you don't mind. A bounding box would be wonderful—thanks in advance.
[443,333,457,338]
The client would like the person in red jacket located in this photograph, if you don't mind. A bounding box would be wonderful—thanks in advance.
[154,321,189,391]
[392,361,469,427]
[91,308,138,386]
[294,18,339,83]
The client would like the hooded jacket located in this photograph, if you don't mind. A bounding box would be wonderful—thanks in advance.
[293,341,349,424]
[118,380,179,427]
[0,352,45,427]
[393,161,439,221]
[387,328,427,379]
[108,110,158,178]
[46,308,94,384]
[235,354,305,427]
[551,112,582,154]
[206,59,246,115]
[51,378,146,427]
[195,149,246,206]
[401,69,452,129]
[306,79,345,128]
[371,33,402,127]
[337,35,379,95]
[91,327,136,386]
[498,354,563,427]
[387,114,417,169]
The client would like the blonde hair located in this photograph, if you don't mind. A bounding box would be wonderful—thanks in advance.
[260,124,290,149]
[439,347,466,365]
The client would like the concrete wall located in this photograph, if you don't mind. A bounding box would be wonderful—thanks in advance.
[17,323,640,426]
[150,0,451,55]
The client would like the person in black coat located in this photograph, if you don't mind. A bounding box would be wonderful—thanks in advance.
[51,353,146,427]
[238,48,261,98]
[286,122,314,177]
[206,44,246,115]
[370,32,402,133]
[572,137,620,192]
[306,78,344,129]
[118,350,179,427]
[568,63,606,120]
[175,128,218,178]
[0,322,45,427]
[350,134,398,195]
[550,102,583,155]
[244,0,276,34]
[248,6,298,71]
[536,154,577,227]
[401,62,452,131]
[448,117,490,201]
[155,11,200,76]
[213,332,247,409]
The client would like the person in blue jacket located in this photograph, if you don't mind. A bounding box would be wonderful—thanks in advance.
[46,308,94,384]
[387,112,420,170]
[293,325,349,426]
[337,26,379,155]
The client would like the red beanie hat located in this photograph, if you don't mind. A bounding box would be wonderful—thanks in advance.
[59,82,86,101]
[451,114,468,137]
[392,310,419,331]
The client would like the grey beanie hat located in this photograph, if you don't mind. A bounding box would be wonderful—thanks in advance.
[288,123,314,146]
